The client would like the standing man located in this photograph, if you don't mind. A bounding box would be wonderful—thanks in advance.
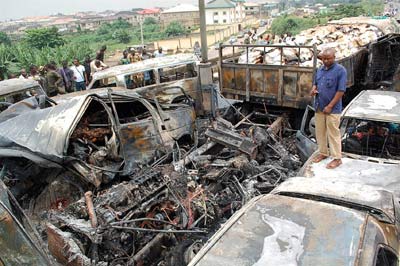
[83,56,92,83]
[153,47,165,58]
[311,48,347,169]
[96,45,107,62]
[46,63,64,96]
[120,50,130,65]
[71,59,87,91]
[59,60,74,92]
[19,69,28,79]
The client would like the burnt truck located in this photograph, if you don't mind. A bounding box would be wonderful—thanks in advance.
[218,20,400,121]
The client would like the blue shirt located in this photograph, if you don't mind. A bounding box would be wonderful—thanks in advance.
[313,62,347,114]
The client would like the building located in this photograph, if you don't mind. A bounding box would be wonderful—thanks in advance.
[160,4,200,29]
[243,2,261,16]
[205,0,245,25]
[137,8,161,22]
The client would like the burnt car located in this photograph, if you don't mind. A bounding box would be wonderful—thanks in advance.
[189,176,400,266]
[88,54,198,91]
[296,90,400,159]
[0,78,46,112]
[296,90,400,195]
[0,89,196,190]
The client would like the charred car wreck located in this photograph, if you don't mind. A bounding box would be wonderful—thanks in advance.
[0,89,197,189]
[0,89,302,265]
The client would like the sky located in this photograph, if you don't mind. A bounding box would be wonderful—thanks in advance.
[0,0,199,21]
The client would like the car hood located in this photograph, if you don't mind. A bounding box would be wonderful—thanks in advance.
[300,155,400,197]
[192,194,365,266]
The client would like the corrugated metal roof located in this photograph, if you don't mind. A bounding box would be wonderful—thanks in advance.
[206,0,235,9]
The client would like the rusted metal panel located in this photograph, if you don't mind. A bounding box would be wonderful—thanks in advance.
[205,127,258,158]
[264,70,279,95]
[221,66,234,90]
[234,68,246,94]
[47,223,90,266]
[249,69,264,93]
[283,71,298,97]
[119,121,162,165]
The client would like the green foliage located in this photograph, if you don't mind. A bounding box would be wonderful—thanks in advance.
[315,1,384,20]
[113,29,132,44]
[0,42,93,78]
[143,17,158,26]
[164,21,189,37]
[113,17,131,29]
[0,32,11,45]
[24,27,65,49]
[271,15,323,35]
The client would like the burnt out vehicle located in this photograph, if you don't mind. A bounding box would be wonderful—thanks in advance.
[88,54,198,95]
[0,78,47,112]
[189,177,400,266]
[0,89,196,190]
[297,90,400,196]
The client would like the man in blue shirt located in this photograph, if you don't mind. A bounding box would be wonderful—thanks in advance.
[310,48,347,169]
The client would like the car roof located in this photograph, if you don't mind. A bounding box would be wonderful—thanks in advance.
[191,193,367,266]
[0,79,41,96]
[273,176,396,222]
[342,90,400,123]
[0,90,143,162]
[92,53,198,81]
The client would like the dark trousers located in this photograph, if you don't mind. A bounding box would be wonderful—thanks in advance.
[75,81,86,91]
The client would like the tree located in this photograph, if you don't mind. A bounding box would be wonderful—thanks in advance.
[143,17,157,26]
[164,21,188,37]
[0,32,11,45]
[113,18,131,29]
[24,27,65,49]
[113,30,132,44]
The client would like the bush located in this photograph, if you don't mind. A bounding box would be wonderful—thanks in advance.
[164,21,189,37]
[113,30,132,44]
[0,32,11,45]
[271,16,321,35]
[24,27,65,49]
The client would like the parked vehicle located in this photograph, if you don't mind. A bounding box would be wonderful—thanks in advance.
[218,19,400,114]
[88,54,198,92]
[0,79,46,112]
[189,176,400,266]
[0,88,197,190]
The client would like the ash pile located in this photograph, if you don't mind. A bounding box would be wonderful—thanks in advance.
[10,106,301,266]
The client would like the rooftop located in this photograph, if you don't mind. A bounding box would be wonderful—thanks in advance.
[162,4,199,14]
[206,0,236,9]
[342,90,400,123]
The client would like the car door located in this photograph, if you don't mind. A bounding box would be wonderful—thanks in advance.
[295,105,317,161]
[112,96,165,173]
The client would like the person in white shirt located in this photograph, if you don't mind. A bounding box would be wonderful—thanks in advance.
[71,59,87,91]
[153,47,165,58]
[19,68,28,79]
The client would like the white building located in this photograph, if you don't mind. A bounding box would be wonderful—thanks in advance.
[205,0,245,25]
[161,4,200,29]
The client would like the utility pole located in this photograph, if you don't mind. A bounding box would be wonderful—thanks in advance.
[199,0,208,62]
[140,16,144,46]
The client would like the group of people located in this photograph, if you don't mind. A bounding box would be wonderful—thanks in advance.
[16,45,109,97]
[119,46,165,66]
[118,47,166,89]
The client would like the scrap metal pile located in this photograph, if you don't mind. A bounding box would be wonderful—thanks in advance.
[6,105,301,266]
[239,23,383,66]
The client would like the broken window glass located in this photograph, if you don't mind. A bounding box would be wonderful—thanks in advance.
[124,70,156,89]
[342,118,400,159]
[159,63,197,83]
